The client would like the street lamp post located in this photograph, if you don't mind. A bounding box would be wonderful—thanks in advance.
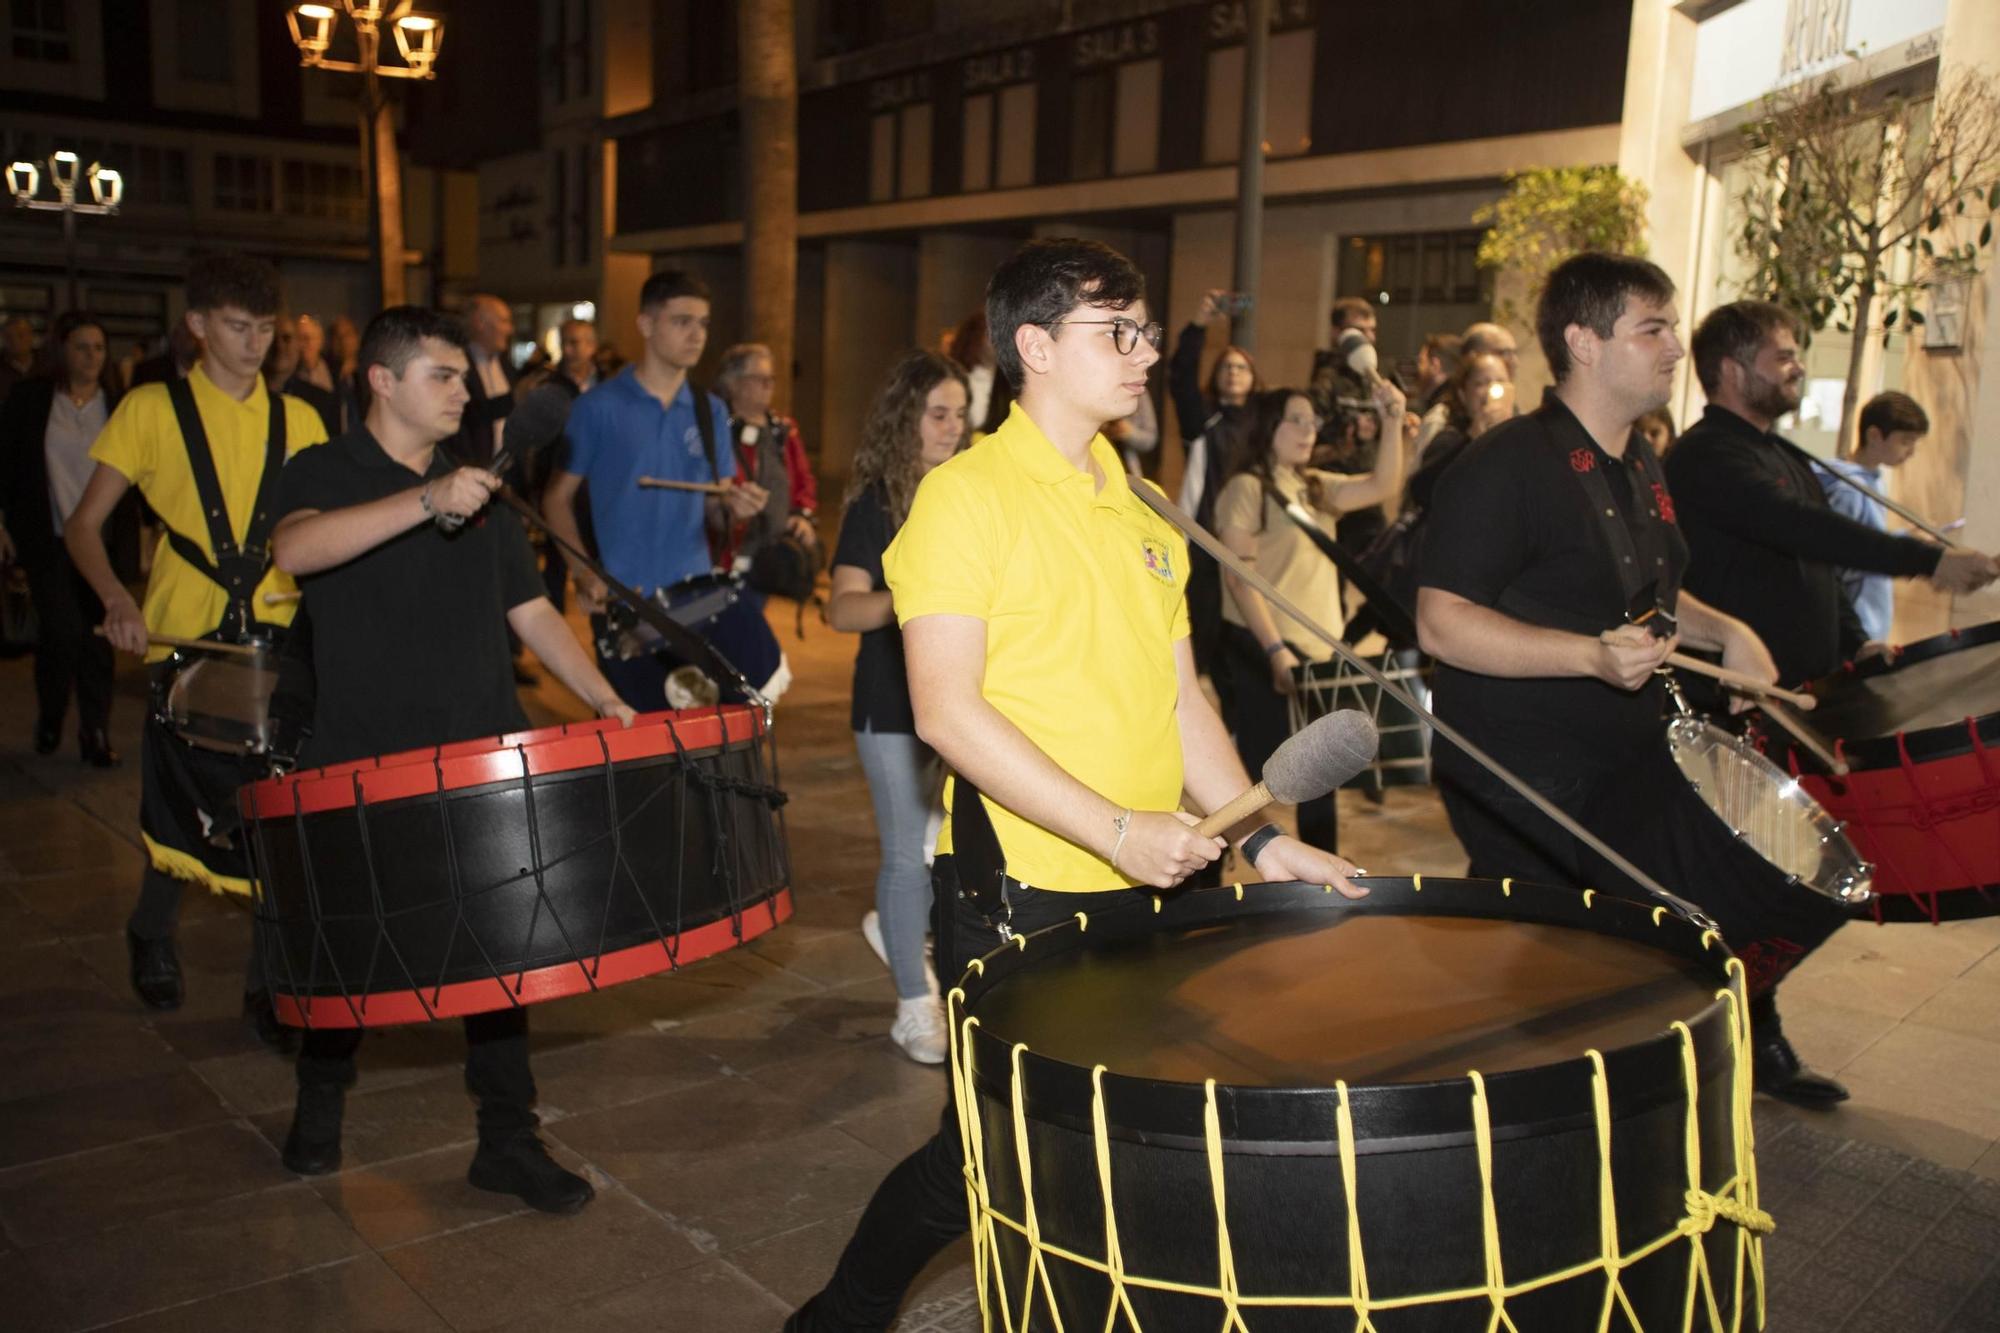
[6,151,124,312]
[286,2,445,311]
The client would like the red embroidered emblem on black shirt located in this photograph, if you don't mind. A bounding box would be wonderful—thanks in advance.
[1651,482,1676,524]
[1569,448,1596,473]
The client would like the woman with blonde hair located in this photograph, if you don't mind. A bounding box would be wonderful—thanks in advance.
[828,350,970,1063]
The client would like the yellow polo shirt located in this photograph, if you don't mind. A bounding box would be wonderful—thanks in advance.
[91,363,327,661]
[884,403,1190,893]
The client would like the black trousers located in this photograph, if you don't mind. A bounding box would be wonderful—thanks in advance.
[297,1006,539,1144]
[1218,622,1337,852]
[1438,746,1849,996]
[24,549,112,740]
[795,868,1136,1331]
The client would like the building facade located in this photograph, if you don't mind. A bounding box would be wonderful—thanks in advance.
[591,0,1635,487]
[0,0,480,349]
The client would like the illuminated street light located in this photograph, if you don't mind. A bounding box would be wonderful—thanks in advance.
[284,1,448,308]
[7,148,124,311]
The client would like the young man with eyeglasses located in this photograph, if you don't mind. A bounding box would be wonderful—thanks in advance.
[784,237,1367,1332]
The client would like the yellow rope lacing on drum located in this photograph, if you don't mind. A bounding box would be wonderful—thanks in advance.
[956,902,1774,1333]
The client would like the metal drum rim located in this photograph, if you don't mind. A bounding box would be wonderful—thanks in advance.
[1801,619,2000,769]
[951,877,1739,1158]
[1663,715,1874,904]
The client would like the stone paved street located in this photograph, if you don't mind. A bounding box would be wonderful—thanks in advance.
[0,599,1996,1330]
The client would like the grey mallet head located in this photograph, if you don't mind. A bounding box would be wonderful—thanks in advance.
[1264,709,1379,805]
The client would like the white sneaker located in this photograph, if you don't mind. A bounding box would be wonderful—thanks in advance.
[860,910,888,968]
[890,995,948,1065]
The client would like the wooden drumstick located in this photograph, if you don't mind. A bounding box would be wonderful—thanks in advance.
[1664,652,1817,711]
[638,476,732,496]
[94,627,260,658]
[263,590,300,606]
[1757,698,1850,777]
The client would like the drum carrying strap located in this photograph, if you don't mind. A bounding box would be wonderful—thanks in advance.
[162,378,286,642]
[1562,433,1680,622]
[948,774,1011,922]
[1275,493,1420,646]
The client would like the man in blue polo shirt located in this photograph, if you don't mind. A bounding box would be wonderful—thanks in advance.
[543,269,780,708]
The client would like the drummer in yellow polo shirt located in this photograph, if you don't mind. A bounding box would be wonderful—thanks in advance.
[786,238,1366,1333]
[66,255,327,1023]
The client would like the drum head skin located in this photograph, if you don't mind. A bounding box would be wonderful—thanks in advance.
[1804,621,2000,766]
[1664,716,1872,905]
[974,911,1713,1087]
[953,879,1763,1333]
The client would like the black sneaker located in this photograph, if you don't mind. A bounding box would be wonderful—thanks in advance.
[467,1134,595,1214]
[282,1082,346,1175]
[33,717,59,755]
[127,930,184,1010]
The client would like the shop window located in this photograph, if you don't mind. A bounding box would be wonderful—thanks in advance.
[1070,69,1112,181]
[961,92,993,192]
[213,153,274,213]
[1337,228,1492,359]
[995,83,1036,189]
[898,102,933,198]
[11,0,70,60]
[1112,58,1161,176]
[1204,28,1315,164]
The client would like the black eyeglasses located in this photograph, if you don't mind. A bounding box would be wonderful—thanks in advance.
[1038,316,1165,355]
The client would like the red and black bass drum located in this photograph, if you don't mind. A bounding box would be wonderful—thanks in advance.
[241,705,790,1027]
[1791,622,2000,922]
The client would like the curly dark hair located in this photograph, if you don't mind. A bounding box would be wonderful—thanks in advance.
[186,253,282,317]
[1225,388,1324,533]
[846,350,970,528]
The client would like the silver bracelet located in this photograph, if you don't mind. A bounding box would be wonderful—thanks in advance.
[1108,807,1134,871]
[418,481,436,517]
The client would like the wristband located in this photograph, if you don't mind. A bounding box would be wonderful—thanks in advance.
[1264,641,1289,657]
[1108,807,1134,872]
[1240,822,1283,865]
[418,481,436,517]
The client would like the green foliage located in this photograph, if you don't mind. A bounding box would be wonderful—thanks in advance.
[1733,75,2000,347]
[1473,166,1651,323]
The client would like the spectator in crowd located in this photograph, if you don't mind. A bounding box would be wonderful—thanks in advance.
[716,342,820,572]
[127,320,200,389]
[1636,405,1677,460]
[1815,390,1930,645]
[544,269,782,707]
[0,311,135,765]
[555,318,601,396]
[828,349,970,1064]
[1415,320,1522,456]
[1308,296,1379,426]
[294,314,335,393]
[266,315,340,437]
[1412,332,1462,415]
[453,294,516,464]
[1168,289,1262,684]
[592,340,627,381]
[327,315,360,384]
[0,314,36,403]
[1212,381,1404,852]
[1405,349,1516,514]
[946,310,1003,435]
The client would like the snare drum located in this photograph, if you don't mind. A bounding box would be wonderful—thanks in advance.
[952,879,1767,1332]
[241,705,791,1027]
[1792,623,2000,921]
[1665,715,1872,906]
[155,639,282,756]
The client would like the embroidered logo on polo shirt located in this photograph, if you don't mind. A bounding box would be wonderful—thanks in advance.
[1570,449,1596,473]
[684,426,704,457]
[1140,538,1175,583]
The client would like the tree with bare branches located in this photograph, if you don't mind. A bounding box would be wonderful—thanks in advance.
[1734,72,2000,454]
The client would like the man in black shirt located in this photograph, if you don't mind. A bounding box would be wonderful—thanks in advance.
[1667,301,1997,684]
[1419,253,1852,1108]
[269,306,636,1211]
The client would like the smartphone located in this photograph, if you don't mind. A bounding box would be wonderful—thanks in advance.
[1219,292,1254,316]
